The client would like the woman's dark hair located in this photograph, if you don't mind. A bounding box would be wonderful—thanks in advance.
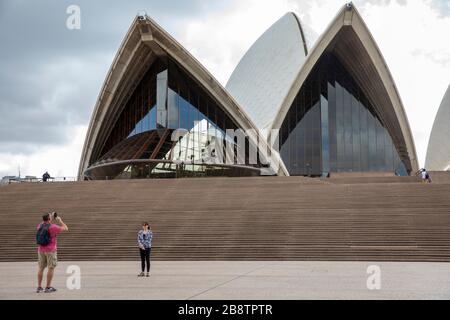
[142,222,149,227]
[43,213,50,221]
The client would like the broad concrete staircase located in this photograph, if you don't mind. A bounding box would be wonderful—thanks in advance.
[1,173,449,262]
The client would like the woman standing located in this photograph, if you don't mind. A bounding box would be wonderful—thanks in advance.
[137,222,153,277]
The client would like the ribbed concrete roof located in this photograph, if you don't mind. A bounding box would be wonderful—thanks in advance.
[225,13,309,135]
[426,85,450,171]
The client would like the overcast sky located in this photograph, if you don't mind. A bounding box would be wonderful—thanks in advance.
[0,0,449,178]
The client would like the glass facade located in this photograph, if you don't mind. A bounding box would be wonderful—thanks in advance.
[102,60,164,153]
[279,52,408,176]
[164,60,241,165]
[92,57,259,179]
[115,162,260,179]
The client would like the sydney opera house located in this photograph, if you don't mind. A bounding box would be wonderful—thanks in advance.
[78,3,419,180]
[3,3,450,268]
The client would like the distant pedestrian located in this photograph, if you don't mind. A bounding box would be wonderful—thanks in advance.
[137,222,153,277]
[418,168,432,183]
[424,169,432,183]
[42,172,50,182]
[36,212,69,293]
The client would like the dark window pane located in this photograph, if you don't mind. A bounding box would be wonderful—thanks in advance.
[321,95,330,175]
[335,81,344,172]
[343,87,353,170]
[368,112,377,171]
[352,95,360,171]
[359,101,369,172]
[328,80,336,172]
[376,120,386,171]
[385,132,394,171]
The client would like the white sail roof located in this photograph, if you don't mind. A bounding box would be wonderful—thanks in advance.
[426,85,450,171]
[225,13,309,135]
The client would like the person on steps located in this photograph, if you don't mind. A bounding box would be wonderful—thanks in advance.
[424,169,432,183]
[137,222,153,277]
[418,168,432,183]
[42,172,51,182]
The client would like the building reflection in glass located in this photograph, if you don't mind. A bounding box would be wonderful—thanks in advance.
[88,58,260,179]
[279,52,408,176]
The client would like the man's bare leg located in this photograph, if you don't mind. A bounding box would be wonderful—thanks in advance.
[38,267,45,288]
[46,268,55,288]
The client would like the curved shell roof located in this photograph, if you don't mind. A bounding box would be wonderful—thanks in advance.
[78,16,284,179]
[225,13,309,135]
[80,4,419,178]
[426,85,450,171]
[228,4,418,173]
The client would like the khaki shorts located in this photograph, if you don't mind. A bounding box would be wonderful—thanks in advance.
[38,251,58,269]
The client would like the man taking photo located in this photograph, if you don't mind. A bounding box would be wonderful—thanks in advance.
[36,212,68,293]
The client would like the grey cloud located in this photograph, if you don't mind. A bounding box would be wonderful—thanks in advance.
[353,0,407,7]
[411,49,450,68]
[354,0,449,15]
[0,0,227,154]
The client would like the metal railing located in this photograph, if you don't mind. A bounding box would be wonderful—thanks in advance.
[2,176,78,185]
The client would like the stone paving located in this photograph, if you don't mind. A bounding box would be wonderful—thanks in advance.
[1,261,449,300]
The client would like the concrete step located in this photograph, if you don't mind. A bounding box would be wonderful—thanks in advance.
[0,176,449,262]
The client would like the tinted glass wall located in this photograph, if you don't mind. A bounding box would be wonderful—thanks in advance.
[165,60,241,165]
[98,58,256,170]
[279,52,408,176]
[101,60,164,154]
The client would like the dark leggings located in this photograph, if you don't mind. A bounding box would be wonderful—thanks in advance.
[139,248,151,272]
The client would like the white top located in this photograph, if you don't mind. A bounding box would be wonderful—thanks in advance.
[421,171,427,179]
